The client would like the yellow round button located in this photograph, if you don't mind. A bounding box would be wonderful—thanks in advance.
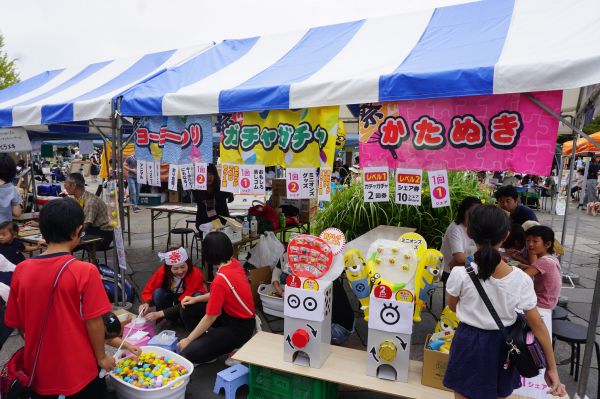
[379,340,397,362]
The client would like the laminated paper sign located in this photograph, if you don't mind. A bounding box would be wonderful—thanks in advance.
[221,164,240,194]
[194,163,207,190]
[179,164,195,190]
[363,167,389,203]
[286,168,317,199]
[318,168,332,202]
[239,165,265,195]
[137,160,147,185]
[428,170,450,208]
[395,168,422,206]
[168,164,179,191]
[147,161,160,187]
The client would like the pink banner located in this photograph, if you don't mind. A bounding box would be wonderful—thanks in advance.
[359,91,562,175]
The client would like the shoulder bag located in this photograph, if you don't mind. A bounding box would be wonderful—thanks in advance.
[465,258,547,378]
[0,257,77,398]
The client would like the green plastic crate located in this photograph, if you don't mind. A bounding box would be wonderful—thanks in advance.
[248,365,339,399]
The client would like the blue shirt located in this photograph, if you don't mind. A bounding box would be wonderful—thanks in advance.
[512,204,538,225]
[0,183,21,224]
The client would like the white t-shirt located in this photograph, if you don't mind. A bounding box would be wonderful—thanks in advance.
[446,266,537,330]
[440,222,476,272]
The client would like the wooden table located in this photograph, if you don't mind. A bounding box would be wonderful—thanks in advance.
[233,331,451,399]
[344,225,416,256]
[148,204,197,250]
[18,227,104,265]
[233,332,566,399]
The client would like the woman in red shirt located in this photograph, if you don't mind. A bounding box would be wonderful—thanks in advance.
[178,232,255,364]
[139,247,207,324]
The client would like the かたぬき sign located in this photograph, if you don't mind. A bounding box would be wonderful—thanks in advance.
[358,91,562,175]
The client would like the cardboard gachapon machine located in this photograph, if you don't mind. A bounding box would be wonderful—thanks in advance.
[366,284,414,382]
[283,230,345,368]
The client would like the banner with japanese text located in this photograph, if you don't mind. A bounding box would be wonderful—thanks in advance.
[219,106,339,168]
[134,115,213,165]
[358,91,562,175]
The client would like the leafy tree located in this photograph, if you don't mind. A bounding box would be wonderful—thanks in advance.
[583,116,600,135]
[0,34,19,90]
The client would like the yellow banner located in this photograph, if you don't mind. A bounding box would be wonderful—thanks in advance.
[219,106,339,168]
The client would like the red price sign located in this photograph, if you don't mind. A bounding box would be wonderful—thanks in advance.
[374,284,392,299]
[288,181,299,193]
[286,275,302,288]
[432,185,447,199]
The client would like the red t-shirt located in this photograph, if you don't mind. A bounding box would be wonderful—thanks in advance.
[206,259,255,319]
[5,253,112,396]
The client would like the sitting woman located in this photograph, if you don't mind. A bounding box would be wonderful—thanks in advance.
[139,247,207,324]
[178,232,255,364]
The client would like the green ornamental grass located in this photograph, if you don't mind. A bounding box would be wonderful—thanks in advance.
[313,171,492,248]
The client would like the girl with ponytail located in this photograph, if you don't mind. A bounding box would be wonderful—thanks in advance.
[443,205,566,399]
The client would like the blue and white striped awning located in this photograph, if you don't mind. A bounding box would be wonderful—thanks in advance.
[0,44,211,127]
[119,0,600,116]
[1,0,600,127]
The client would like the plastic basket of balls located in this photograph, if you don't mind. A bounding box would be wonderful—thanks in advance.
[109,346,194,399]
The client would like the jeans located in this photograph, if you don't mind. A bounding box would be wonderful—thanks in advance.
[127,175,139,207]
[153,288,177,311]
[331,322,354,345]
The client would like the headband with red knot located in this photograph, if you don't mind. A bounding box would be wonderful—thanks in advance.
[158,247,188,265]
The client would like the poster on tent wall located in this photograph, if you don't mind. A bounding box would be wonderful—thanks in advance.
[134,115,213,164]
[358,91,562,175]
[219,106,339,168]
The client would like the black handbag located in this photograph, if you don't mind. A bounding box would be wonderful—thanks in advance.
[465,259,547,378]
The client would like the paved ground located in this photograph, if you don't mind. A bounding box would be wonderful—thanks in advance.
[1,197,598,398]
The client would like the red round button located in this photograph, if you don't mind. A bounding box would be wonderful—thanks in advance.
[291,329,310,348]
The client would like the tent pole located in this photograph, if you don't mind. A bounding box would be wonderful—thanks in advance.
[562,131,579,247]
[525,93,600,149]
[575,256,600,399]
[565,160,589,274]
[111,105,120,306]
[29,158,38,212]
[115,99,127,307]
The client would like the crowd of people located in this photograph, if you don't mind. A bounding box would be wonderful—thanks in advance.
[0,150,573,398]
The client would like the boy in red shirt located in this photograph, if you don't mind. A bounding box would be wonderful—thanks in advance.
[5,198,114,398]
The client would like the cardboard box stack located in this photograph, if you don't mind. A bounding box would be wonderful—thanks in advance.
[271,178,318,224]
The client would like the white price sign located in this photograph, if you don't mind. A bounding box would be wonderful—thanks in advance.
[146,161,158,187]
[318,168,332,202]
[179,164,195,190]
[286,168,317,199]
[137,160,147,185]
[194,163,207,190]
[239,165,265,195]
[363,167,389,202]
[0,127,31,152]
[428,170,450,208]
[168,164,179,191]
[220,164,240,194]
[395,168,422,206]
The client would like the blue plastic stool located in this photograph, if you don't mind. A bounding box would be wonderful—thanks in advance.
[213,364,249,399]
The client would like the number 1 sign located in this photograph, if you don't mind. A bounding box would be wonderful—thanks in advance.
[428,170,450,208]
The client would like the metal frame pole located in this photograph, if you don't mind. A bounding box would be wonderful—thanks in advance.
[565,160,589,274]
[110,105,120,306]
[562,131,579,246]
[115,99,127,307]
[576,256,600,399]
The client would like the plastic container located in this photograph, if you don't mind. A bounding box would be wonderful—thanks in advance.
[124,317,156,339]
[110,346,194,399]
[250,216,258,238]
[242,217,250,240]
[248,364,338,399]
[257,284,284,318]
[147,330,179,353]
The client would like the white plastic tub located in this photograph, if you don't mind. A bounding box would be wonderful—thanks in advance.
[109,346,194,399]
[258,283,284,318]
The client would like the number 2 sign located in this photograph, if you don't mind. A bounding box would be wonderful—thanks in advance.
[428,170,450,208]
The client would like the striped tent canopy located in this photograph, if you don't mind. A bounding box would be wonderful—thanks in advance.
[119,0,600,116]
[0,44,211,127]
[1,0,600,127]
